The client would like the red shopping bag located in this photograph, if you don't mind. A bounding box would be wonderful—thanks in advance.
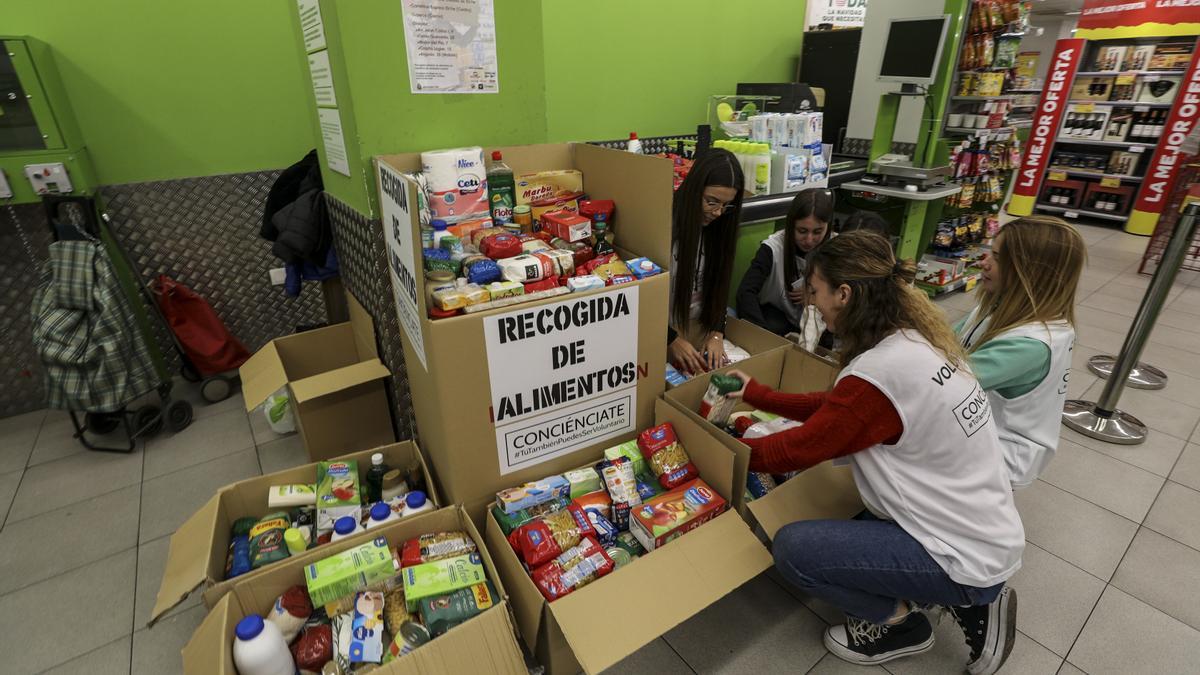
[152,275,250,377]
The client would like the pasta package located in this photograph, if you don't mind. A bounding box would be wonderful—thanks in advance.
[530,536,614,601]
[637,422,700,490]
[401,531,478,568]
[513,503,595,568]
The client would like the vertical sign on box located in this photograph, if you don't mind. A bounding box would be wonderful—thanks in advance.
[1127,42,1200,235]
[484,288,640,474]
[1010,39,1086,216]
[378,163,428,371]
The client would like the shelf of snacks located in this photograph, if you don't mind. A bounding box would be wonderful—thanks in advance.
[1049,169,1142,183]
[1033,203,1128,222]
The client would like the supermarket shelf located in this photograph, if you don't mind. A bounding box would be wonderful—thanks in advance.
[1008,88,1042,93]
[1076,70,1186,76]
[944,126,1017,136]
[841,181,962,201]
[1034,203,1128,222]
[1048,168,1143,183]
[1012,104,1037,109]
[1068,100,1174,108]
[952,95,1017,101]
[1054,138,1157,149]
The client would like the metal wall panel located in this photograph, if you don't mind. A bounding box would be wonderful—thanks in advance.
[0,203,53,417]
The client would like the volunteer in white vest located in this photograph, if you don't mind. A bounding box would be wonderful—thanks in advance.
[735,188,833,340]
[956,216,1085,488]
[668,148,745,374]
[727,232,1024,675]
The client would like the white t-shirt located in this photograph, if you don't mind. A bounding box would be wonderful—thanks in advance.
[839,330,1025,587]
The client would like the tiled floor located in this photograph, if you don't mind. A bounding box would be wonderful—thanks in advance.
[3,221,1200,674]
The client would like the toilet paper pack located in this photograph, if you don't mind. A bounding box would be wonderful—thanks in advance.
[421,147,490,222]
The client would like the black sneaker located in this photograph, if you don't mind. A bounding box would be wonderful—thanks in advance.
[951,587,1018,675]
[823,612,935,665]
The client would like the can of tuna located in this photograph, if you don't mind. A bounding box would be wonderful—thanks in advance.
[606,546,634,569]
[384,620,431,663]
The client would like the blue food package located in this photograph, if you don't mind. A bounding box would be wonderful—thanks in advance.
[626,257,663,279]
[227,534,251,579]
[583,509,618,547]
[466,258,501,284]
[665,364,689,386]
[746,472,777,499]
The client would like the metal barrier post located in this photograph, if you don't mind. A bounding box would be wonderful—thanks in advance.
[1063,203,1200,445]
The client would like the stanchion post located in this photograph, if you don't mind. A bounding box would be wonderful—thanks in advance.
[1063,202,1200,445]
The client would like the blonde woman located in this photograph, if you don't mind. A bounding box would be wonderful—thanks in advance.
[727,232,1023,675]
[957,216,1086,489]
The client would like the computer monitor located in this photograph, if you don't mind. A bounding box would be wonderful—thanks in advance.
[878,15,950,88]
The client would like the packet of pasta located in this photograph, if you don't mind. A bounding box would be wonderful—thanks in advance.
[637,422,699,489]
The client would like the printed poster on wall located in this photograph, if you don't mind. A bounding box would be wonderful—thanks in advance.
[378,163,428,371]
[806,0,869,29]
[484,288,639,475]
[400,0,499,94]
[296,0,327,53]
[317,109,350,177]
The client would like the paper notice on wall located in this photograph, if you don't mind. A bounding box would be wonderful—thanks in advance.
[806,0,869,29]
[308,50,337,107]
[484,288,640,474]
[400,0,499,94]
[297,0,327,53]
[318,108,350,177]
[378,163,428,371]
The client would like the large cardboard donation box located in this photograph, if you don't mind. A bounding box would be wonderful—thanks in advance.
[152,441,439,624]
[241,294,394,462]
[375,143,672,511]
[665,346,863,534]
[183,506,526,674]
[485,399,773,675]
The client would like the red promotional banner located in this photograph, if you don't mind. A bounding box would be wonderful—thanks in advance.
[1078,0,1200,33]
[1010,39,1086,215]
[1133,45,1200,215]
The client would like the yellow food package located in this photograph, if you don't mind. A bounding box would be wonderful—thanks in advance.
[516,170,584,206]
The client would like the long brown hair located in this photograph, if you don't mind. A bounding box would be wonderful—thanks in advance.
[967,216,1086,351]
[782,188,834,290]
[671,149,744,333]
[806,231,968,369]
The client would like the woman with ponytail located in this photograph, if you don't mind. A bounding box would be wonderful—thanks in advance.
[726,232,1024,675]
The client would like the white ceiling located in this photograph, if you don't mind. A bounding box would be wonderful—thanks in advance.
[1030,0,1085,16]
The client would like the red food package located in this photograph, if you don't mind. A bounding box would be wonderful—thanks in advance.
[401,532,477,568]
[637,422,700,489]
[524,276,560,294]
[578,199,615,224]
[480,232,523,260]
[572,490,613,521]
[530,536,614,601]
[514,503,595,568]
[579,253,618,276]
[291,624,333,672]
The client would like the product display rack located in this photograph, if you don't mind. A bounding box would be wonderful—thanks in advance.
[1028,36,1197,224]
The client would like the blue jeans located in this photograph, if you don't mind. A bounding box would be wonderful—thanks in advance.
[773,512,1005,624]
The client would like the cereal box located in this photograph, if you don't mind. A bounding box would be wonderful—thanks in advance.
[630,478,727,551]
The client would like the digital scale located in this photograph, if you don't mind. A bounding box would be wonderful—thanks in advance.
[861,155,954,191]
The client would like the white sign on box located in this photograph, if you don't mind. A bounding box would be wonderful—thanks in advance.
[484,287,639,474]
[378,163,428,371]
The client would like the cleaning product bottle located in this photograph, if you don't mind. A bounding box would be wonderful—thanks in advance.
[430,220,451,249]
[283,527,307,556]
[330,516,360,542]
[366,502,398,529]
[233,614,295,675]
[487,151,516,224]
[364,453,390,504]
[627,132,643,154]
[753,143,771,196]
[401,491,434,518]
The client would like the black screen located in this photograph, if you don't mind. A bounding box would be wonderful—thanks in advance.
[879,18,946,80]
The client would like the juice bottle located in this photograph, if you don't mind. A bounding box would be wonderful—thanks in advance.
[487,151,516,224]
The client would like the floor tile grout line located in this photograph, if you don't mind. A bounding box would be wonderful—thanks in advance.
[1,410,52,529]
[0,544,137,605]
[1033,475,1155,532]
[33,633,132,675]
[2,477,143,528]
[129,438,145,675]
[659,636,700,675]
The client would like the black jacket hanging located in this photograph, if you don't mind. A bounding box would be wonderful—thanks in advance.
[261,150,332,265]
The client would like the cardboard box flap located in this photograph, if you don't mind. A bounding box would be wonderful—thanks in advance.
[239,341,289,410]
[347,293,380,360]
[485,509,546,658]
[748,461,864,541]
[385,600,527,675]
[182,591,237,674]
[152,494,221,623]
[289,359,391,404]
[548,510,772,674]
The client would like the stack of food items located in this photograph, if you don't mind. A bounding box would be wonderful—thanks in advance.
[223,457,435,582]
[492,422,727,601]
[231,531,497,674]
[414,147,664,319]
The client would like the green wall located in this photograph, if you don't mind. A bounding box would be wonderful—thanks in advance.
[5,0,315,185]
[542,0,806,143]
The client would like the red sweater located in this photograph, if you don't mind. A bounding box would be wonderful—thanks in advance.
[741,376,903,474]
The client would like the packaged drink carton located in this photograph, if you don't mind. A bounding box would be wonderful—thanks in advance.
[303,537,398,607]
[403,552,489,611]
[630,478,727,551]
[316,460,362,533]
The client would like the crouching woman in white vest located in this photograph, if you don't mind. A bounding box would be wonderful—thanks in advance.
[957,216,1085,488]
[727,232,1024,674]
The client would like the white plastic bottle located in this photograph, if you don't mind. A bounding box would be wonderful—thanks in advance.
[752,143,772,195]
[627,132,643,154]
[233,614,295,675]
[430,219,451,249]
[330,515,360,542]
[401,491,434,518]
[366,501,399,529]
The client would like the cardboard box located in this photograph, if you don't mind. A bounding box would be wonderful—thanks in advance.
[152,441,440,624]
[485,399,772,674]
[663,347,863,530]
[666,317,794,390]
[376,144,673,516]
[240,295,394,462]
[182,506,526,675]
